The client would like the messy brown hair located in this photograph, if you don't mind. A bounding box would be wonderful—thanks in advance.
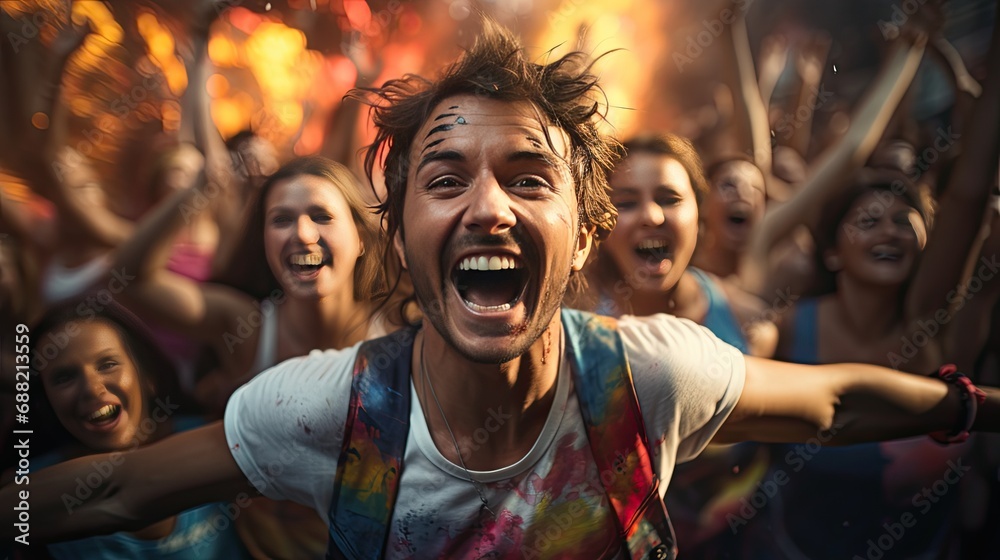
[351,19,619,300]
[616,133,710,204]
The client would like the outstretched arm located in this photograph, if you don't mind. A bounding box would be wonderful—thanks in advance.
[1,422,256,542]
[738,33,926,295]
[716,357,999,444]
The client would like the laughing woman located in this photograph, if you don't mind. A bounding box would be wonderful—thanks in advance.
[589,134,777,357]
[29,300,248,559]
[110,154,393,559]
[757,20,1000,555]
[585,133,776,558]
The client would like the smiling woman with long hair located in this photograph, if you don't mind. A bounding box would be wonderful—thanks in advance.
[109,153,395,559]
[29,299,248,559]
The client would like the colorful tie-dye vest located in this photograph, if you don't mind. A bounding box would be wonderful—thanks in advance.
[327,309,677,560]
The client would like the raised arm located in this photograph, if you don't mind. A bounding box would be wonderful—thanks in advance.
[1,422,256,542]
[5,8,135,249]
[739,34,926,295]
[944,210,1000,374]
[110,150,250,341]
[715,356,999,445]
[930,36,982,100]
[779,35,831,159]
[756,34,789,113]
[177,14,246,275]
[905,14,1000,320]
[724,10,773,178]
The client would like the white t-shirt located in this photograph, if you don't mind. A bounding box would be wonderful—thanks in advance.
[224,313,745,559]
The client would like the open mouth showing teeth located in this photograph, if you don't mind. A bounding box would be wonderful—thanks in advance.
[288,253,330,274]
[634,239,671,261]
[87,404,121,424]
[453,255,528,312]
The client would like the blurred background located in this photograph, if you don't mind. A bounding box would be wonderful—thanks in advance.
[1,0,994,215]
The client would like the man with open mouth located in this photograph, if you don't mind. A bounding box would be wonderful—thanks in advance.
[7,18,1000,560]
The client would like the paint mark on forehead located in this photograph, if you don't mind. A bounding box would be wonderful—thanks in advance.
[415,100,570,163]
[421,107,470,155]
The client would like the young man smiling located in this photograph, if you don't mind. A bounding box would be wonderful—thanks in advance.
[6,20,1000,560]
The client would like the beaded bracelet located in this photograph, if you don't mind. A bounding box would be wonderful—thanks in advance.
[928,364,987,445]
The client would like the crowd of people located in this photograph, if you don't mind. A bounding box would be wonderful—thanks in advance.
[2,0,1000,558]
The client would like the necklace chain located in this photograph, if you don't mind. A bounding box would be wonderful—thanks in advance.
[420,334,496,519]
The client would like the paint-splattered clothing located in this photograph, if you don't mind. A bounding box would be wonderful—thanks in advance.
[224,313,745,559]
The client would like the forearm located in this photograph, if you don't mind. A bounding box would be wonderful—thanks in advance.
[784,73,820,158]
[729,15,772,174]
[1,452,145,542]
[112,169,208,281]
[191,40,231,167]
[904,19,1000,317]
[2,423,254,543]
[739,40,924,292]
[25,159,133,248]
[721,357,992,445]
[931,36,982,99]
[822,363,961,445]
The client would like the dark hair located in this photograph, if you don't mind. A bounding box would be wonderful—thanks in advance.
[352,19,620,307]
[811,168,933,294]
[29,298,187,453]
[704,153,764,191]
[616,133,710,204]
[214,156,386,303]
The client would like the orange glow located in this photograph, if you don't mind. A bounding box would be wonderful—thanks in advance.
[227,7,263,35]
[162,102,182,132]
[208,36,240,67]
[31,112,50,130]
[136,11,188,95]
[344,0,372,29]
[295,120,324,155]
[212,97,249,139]
[534,0,662,136]
[206,74,230,98]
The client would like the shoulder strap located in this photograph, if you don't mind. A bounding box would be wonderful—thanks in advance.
[327,329,416,560]
[562,309,678,560]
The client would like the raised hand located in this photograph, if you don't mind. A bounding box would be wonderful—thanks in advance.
[795,33,831,86]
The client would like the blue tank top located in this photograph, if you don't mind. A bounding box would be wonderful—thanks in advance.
[747,298,967,559]
[37,417,250,560]
[46,503,250,559]
[688,268,750,353]
[787,297,819,364]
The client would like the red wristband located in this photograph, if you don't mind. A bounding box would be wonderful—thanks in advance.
[928,364,986,445]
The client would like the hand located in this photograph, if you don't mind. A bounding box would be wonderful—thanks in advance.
[759,34,790,80]
[159,144,206,194]
[795,33,831,85]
